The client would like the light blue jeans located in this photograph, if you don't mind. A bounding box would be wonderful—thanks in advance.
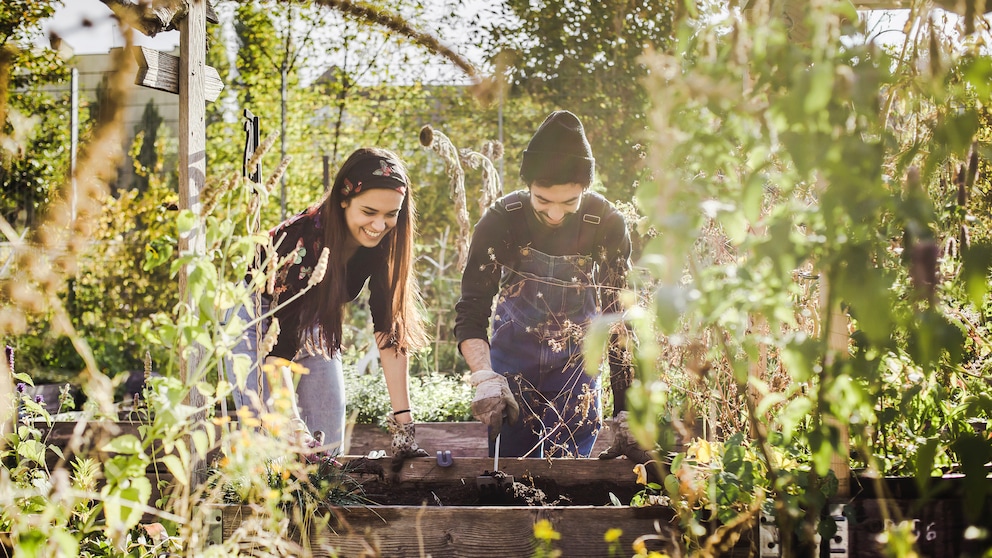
[225,296,346,454]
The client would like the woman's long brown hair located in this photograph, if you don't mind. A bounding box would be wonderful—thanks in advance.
[301,147,428,355]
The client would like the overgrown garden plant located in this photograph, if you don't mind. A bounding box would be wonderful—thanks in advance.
[596,1,992,555]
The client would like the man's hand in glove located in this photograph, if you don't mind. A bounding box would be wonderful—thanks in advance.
[470,370,520,441]
[386,414,430,473]
[598,411,653,463]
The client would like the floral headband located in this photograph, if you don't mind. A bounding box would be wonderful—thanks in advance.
[341,157,409,198]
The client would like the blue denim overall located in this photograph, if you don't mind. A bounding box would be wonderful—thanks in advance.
[489,243,602,458]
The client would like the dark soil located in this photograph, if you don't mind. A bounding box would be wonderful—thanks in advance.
[343,461,643,507]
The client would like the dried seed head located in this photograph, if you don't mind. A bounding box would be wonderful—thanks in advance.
[483,140,504,162]
[259,318,281,356]
[956,163,967,206]
[419,125,435,148]
[264,156,292,195]
[308,247,329,287]
[266,257,277,296]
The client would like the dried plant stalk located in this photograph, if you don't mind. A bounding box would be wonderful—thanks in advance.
[460,140,504,212]
[420,125,471,271]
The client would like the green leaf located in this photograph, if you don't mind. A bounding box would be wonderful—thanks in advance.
[16,439,46,464]
[100,434,144,456]
[914,436,939,492]
[664,473,681,499]
[158,454,189,486]
[717,207,749,245]
[781,340,816,382]
[962,56,992,98]
[653,284,695,334]
[177,209,198,235]
[143,237,175,271]
[960,241,992,308]
[193,429,210,458]
[741,173,765,223]
[778,397,812,443]
[804,64,834,114]
[102,476,152,535]
[582,315,614,378]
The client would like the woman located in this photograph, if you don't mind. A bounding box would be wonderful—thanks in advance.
[228,147,429,461]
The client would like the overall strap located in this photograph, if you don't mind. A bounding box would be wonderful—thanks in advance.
[499,190,530,252]
[576,193,611,257]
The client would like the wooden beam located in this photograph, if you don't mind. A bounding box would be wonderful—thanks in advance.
[221,505,680,558]
[100,0,218,37]
[178,0,207,489]
[132,46,224,102]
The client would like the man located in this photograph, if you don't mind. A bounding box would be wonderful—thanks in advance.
[455,110,648,460]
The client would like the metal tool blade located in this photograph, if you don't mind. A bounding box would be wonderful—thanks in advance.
[494,433,500,472]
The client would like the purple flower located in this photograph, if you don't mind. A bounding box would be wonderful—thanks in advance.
[34,394,44,405]
[16,382,26,393]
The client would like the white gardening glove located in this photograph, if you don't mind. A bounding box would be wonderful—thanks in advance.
[470,370,520,442]
[385,414,430,473]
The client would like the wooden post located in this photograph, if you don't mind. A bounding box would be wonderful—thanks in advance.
[179,0,207,487]
[821,277,851,499]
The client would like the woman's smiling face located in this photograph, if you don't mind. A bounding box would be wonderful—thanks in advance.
[341,188,405,248]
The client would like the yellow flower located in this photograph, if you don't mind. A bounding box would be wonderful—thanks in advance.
[604,528,622,543]
[634,463,648,485]
[697,439,712,463]
[259,412,283,432]
[533,519,560,542]
[687,438,713,464]
[633,538,647,555]
[287,360,310,375]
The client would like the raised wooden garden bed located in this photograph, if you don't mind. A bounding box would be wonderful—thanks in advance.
[31,420,992,557]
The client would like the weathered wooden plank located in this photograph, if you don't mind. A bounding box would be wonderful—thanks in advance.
[132,46,224,102]
[346,422,614,458]
[846,498,988,558]
[338,455,656,487]
[221,505,682,558]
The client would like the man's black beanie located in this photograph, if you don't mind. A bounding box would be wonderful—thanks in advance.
[519,110,595,188]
